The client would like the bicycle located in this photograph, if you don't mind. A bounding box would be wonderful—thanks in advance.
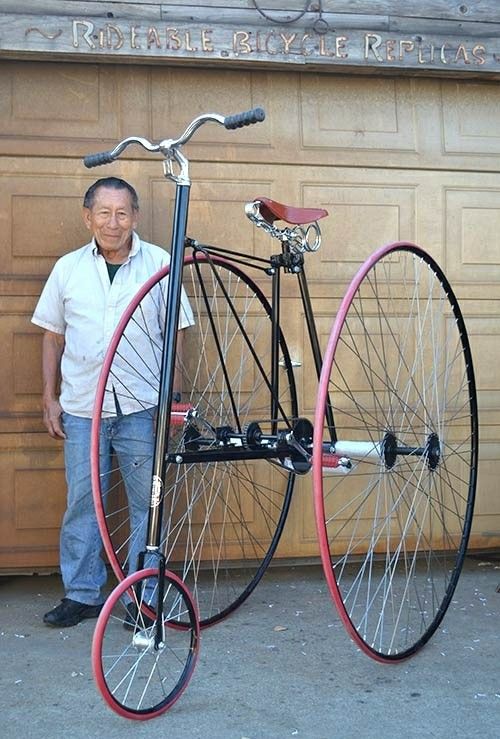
[85,107,478,717]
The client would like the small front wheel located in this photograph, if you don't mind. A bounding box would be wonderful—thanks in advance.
[313,242,478,661]
[92,568,200,720]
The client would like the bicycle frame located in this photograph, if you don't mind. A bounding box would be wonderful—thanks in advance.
[144,217,312,507]
[146,187,340,556]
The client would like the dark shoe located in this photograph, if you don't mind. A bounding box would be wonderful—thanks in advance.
[43,598,103,628]
[123,602,155,631]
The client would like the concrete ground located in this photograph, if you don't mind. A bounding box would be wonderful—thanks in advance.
[0,556,498,739]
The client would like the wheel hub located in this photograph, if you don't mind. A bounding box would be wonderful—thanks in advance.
[382,430,441,470]
[426,432,441,470]
[382,432,398,469]
[132,629,164,652]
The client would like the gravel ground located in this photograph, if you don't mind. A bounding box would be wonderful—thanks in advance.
[1,556,498,738]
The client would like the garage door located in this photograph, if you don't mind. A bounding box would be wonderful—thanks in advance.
[0,59,498,571]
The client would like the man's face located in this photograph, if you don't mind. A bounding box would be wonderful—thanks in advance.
[83,186,138,258]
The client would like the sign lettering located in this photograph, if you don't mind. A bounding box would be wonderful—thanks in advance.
[5,17,499,74]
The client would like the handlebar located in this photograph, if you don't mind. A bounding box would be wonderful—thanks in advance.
[83,107,265,169]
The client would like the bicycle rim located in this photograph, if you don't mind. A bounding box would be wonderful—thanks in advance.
[92,568,199,719]
[313,242,478,661]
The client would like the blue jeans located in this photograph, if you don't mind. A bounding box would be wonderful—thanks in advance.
[60,410,154,605]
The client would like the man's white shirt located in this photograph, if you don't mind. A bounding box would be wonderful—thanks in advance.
[32,232,194,417]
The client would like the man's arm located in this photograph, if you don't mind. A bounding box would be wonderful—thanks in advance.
[42,330,66,439]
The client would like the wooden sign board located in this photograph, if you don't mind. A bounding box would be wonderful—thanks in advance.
[1,12,500,76]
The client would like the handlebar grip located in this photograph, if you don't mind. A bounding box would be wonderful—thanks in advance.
[83,150,115,168]
[223,107,265,130]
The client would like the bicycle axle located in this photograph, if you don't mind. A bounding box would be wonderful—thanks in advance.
[333,431,441,470]
[170,417,314,473]
[169,417,441,473]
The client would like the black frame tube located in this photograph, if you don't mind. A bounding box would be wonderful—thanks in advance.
[147,183,191,548]
[297,268,336,442]
[271,266,280,434]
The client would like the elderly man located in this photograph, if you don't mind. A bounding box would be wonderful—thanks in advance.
[32,176,193,627]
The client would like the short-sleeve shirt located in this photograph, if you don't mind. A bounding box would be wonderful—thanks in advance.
[31,232,194,417]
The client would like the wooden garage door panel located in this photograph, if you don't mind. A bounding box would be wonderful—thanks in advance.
[0,174,89,275]
[0,298,45,426]
[0,61,120,140]
[301,182,417,283]
[445,187,500,284]
[14,467,65,531]
[442,80,500,155]
[0,440,64,570]
[299,76,418,153]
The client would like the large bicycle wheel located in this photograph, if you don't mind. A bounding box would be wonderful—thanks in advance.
[92,567,199,720]
[91,250,297,626]
[313,242,478,661]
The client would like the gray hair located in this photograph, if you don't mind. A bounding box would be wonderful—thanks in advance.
[83,177,139,211]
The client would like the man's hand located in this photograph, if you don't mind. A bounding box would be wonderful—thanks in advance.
[41,330,66,439]
[43,397,66,439]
